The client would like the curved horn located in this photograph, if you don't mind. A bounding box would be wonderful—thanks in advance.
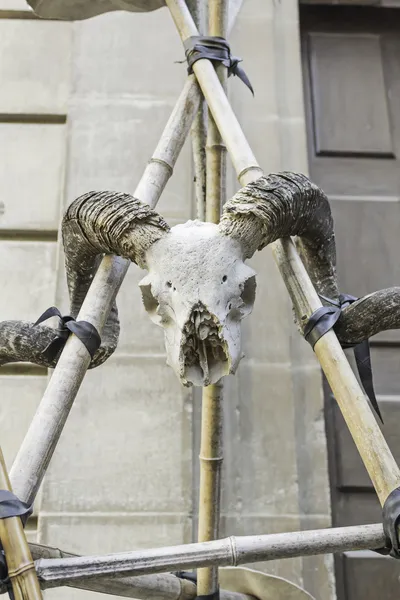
[336,288,400,345]
[0,191,169,369]
[219,172,338,301]
[219,172,400,347]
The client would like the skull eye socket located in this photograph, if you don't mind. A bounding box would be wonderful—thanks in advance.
[229,275,256,320]
[241,275,256,311]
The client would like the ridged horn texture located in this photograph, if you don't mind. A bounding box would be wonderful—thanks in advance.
[0,191,170,370]
[219,172,400,344]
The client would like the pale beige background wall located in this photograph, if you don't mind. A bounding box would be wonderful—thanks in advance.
[0,1,335,599]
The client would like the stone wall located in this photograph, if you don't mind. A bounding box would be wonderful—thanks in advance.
[0,1,335,598]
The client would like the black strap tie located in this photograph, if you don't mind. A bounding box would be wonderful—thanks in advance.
[34,307,101,361]
[184,36,254,95]
[0,490,33,600]
[304,293,382,423]
[373,487,400,558]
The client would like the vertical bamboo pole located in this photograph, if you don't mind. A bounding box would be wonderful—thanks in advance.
[0,449,43,600]
[165,0,400,506]
[197,2,228,596]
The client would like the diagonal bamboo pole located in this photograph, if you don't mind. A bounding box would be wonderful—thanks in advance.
[165,0,400,506]
[0,449,43,600]
[10,75,202,506]
[19,544,252,600]
[32,523,386,584]
[186,0,207,220]
[197,1,228,597]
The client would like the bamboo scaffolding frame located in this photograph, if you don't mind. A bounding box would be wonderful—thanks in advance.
[0,449,43,600]
[9,76,202,507]
[165,0,400,506]
[196,1,228,596]
[33,523,386,585]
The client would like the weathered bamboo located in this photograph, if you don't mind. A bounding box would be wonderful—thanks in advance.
[165,0,263,185]
[186,0,207,220]
[0,449,43,600]
[197,1,228,596]
[197,381,224,595]
[205,0,227,224]
[33,523,386,585]
[165,0,400,505]
[24,544,252,600]
[10,75,202,506]
[28,544,196,600]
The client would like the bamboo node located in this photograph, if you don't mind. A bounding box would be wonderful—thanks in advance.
[237,165,263,183]
[149,158,174,176]
[8,561,36,578]
[198,455,224,463]
[228,536,237,567]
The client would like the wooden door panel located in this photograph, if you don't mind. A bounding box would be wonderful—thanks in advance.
[301,7,400,599]
[332,397,400,490]
[308,32,393,157]
[343,552,400,600]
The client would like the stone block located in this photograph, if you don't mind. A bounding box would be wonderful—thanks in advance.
[0,241,57,321]
[0,19,71,114]
[38,512,191,553]
[220,363,299,516]
[0,375,46,470]
[72,11,185,100]
[0,0,30,9]
[0,123,66,230]
[40,355,193,514]
[64,101,192,222]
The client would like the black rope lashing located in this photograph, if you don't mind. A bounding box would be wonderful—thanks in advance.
[184,36,254,95]
[34,307,101,362]
[304,293,383,423]
[0,490,33,600]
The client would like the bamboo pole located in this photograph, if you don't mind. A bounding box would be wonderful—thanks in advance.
[33,523,386,585]
[23,544,252,600]
[197,1,228,596]
[186,0,207,220]
[9,75,202,506]
[0,449,43,600]
[165,0,400,506]
[197,381,224,596]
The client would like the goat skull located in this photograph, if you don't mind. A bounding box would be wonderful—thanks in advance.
[139,220,256,387]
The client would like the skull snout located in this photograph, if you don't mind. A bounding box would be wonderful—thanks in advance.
[180,303,230,387]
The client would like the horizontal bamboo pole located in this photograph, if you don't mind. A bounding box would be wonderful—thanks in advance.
[0,543,253,600]
[0,449,43,600]
[33,524,386,585]
[28,543,196,600]
[19,544,252,600]
[9,76,202,507]
[165,0,400,506]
